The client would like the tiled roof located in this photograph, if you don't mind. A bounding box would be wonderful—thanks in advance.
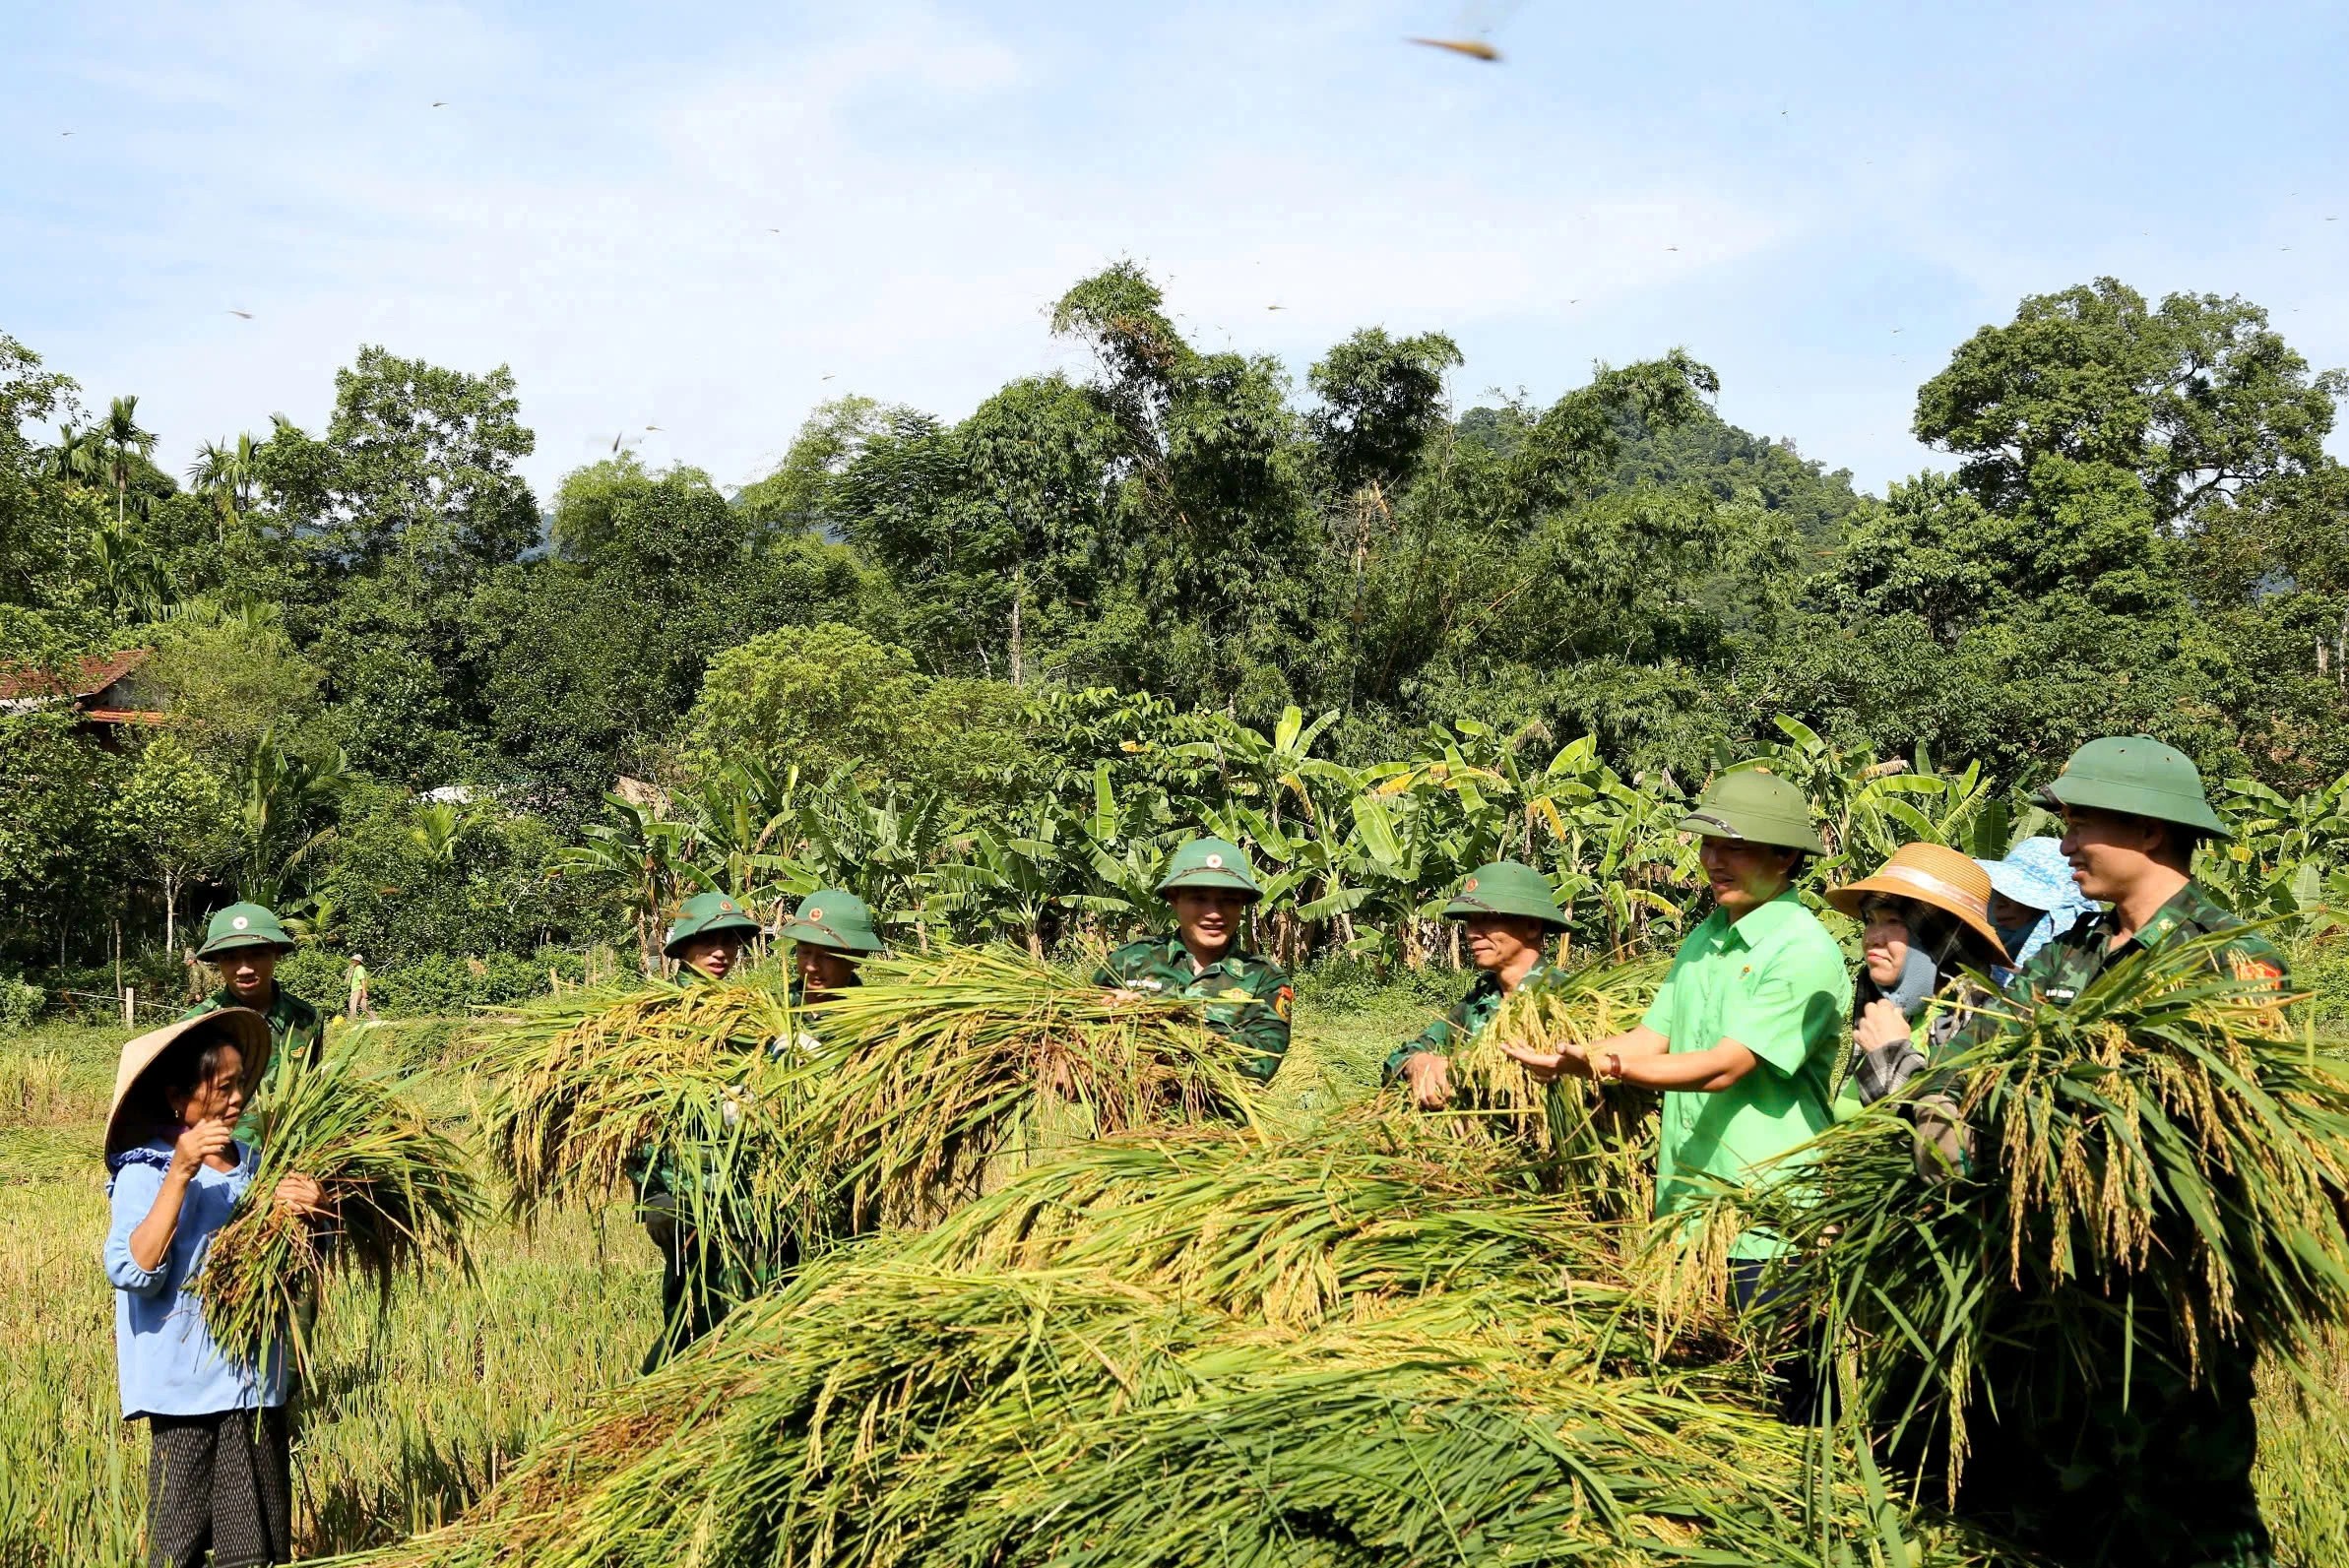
[0,647,153,702]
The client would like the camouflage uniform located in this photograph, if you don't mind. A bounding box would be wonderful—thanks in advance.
[637,892,797,1371]
[1093,935,1292,1083]
[1381,961,1551,1085]
[1943,882,2285,1568]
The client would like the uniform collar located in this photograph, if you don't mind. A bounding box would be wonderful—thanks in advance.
[1161,932,1248,975]
[2099,880,2217,954]
[1712,888,1808,949]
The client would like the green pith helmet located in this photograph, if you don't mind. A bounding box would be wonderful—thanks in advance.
[1440,860,1568,929]
[1155,837,1262,901]
[1678,770,1825,853]
[662,891,762,959]
[2036,734,2231,839]
[781,890,887,956]
[197,902,295,960]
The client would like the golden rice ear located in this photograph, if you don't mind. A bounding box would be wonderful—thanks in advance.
[789,945,1262,1234]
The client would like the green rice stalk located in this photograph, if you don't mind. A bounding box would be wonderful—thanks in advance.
[1735,929,2349,1496]
[1451,954,1665,1217]
[797,945,1261,1232]
[329,1263,2017,1568]
[468,972,817,1293]
[902,1106,1644,1340]
[198,1049,483,1377]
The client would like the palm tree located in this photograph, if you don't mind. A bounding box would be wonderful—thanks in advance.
[95,395,159,530]
[187,431,263,537]
[46,423,104,487]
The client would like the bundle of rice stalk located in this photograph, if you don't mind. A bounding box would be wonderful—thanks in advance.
[199,1049,483,1376]
[799,945,1261,1231]
[1738,929,2349,1487]
[471,974,813,1242]
[336,1266,2008,1568]
[903,1106,1645,1341]
[1451,954,1665,1211]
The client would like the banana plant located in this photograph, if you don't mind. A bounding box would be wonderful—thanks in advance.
[560,795,696,970]
[929,807,1073,957]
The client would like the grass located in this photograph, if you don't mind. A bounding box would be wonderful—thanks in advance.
[2,957,2349,1563]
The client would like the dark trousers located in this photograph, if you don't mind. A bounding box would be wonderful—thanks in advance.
[1954,1335,2271,1568]
[1731,1258,1824,1426]
[144,1407,292,1568]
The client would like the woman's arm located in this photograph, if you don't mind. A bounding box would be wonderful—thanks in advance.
[106,1165,182,1294]
[118,1118,234,1277]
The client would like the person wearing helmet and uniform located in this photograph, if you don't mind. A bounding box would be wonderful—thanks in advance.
[1095,838,1293,1083]
[779,890,886,1007]
[181,903,323,1146]
[1501,772,1849,1312]
[666,891,762,982]
[1382,860,1567,1108]
[1922,736,2284,1568]
[634,890,767,1370]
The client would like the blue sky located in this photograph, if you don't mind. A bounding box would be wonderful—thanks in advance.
[6,0,2347,501]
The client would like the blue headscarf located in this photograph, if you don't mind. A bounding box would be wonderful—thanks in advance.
[1975,836,2098,977]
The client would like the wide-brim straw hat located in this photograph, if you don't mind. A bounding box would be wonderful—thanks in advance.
[1825,843,2008,966]
[104,1009,274,1158]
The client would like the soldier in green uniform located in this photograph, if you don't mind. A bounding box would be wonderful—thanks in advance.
[181,903,324,1145]
[666,890,760,982]
[1924,736,2283,1568]
[1383,860,1567,1107]
[1095,838,1293,1083]
[636,890,766,1370]
[779,889,885,1005]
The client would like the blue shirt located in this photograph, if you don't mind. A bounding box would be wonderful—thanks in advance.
[104,1139,286,1419]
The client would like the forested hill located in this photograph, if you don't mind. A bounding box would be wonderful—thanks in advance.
[3,265,2345,983]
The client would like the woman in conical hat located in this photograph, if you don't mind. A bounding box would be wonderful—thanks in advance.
[102,1010,329,1568]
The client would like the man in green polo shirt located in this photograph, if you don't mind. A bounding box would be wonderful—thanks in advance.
[1096,838,1292,1083]
[181,902,324,1144]
[1927,736,2282,1568]
[1383,860,1567,1107]
[1501,771,1847,1306]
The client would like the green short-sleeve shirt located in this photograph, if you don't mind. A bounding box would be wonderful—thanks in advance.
[1641,891,1850,1258]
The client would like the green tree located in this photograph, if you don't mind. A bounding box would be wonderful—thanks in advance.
[1915,278,2344,529]
[682,622,1030,800]
[262,345,539,579]
[117,734,233,955]
[1307,328,1464,497]
[143,605,327,768]
[734,396,888,541]
[476,465,866,813]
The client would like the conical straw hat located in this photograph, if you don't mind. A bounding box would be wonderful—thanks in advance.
[104,1009,273,1158]
[1825,843,2007,964]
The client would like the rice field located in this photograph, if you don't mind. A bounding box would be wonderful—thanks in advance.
[4,976,2349,1564]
